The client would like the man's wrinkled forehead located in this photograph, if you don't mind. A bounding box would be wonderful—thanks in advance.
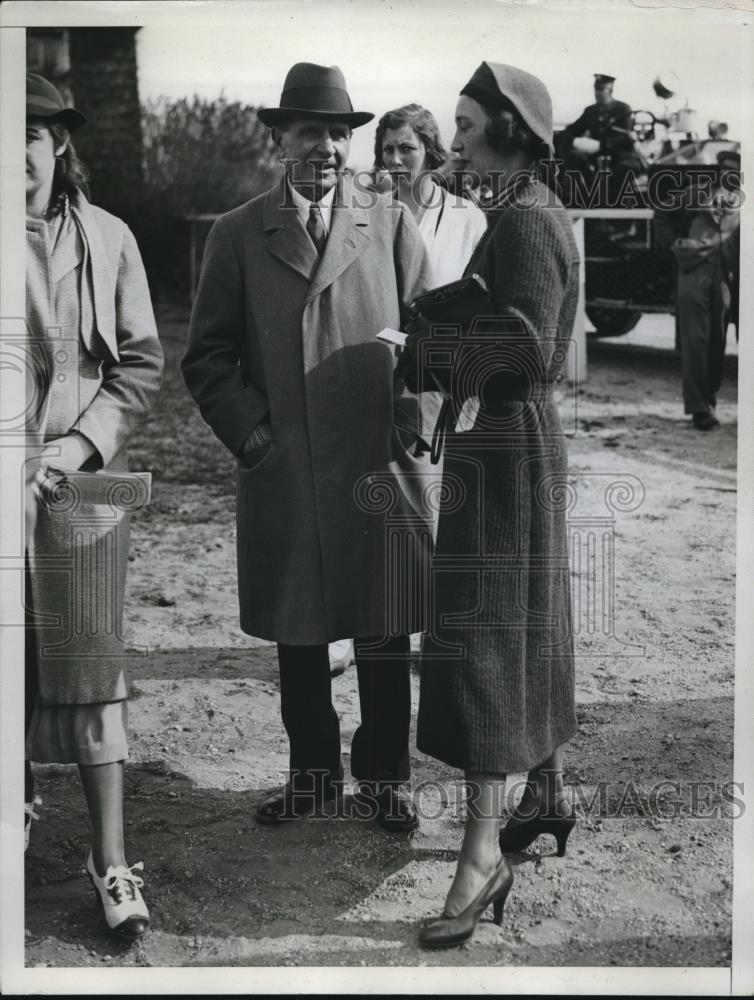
[279,115,352,135]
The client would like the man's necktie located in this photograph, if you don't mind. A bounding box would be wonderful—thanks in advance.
[306,203,327,255]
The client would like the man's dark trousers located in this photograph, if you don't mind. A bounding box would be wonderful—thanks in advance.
[678,255,729,416]
[277,635,411,791]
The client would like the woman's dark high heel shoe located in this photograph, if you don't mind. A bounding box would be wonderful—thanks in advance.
[419,859,513,949]
[499,811,576,857]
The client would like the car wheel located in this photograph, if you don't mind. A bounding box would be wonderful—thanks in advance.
[586,307,643,338]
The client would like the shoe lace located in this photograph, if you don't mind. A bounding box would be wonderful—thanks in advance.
[24,796,42,824]
[105,861,145,904]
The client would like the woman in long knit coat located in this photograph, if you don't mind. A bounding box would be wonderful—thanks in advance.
[25,74,163,938]
[401,63,580,949]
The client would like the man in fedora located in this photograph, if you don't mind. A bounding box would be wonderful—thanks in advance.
[183,63,431,831]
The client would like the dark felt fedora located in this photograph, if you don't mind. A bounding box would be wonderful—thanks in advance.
[257,63,373,128]
[26,72,86,132]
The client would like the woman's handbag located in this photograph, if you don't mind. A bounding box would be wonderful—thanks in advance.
[410,272,492,328]
[396,274,493,464]
[396,274,493,394]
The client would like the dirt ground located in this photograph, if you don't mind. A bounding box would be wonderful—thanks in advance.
[25,307,738,971]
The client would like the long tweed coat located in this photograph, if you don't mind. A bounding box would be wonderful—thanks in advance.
[417,179,580,773]
[182,175,433,644]
[26,191,163,706]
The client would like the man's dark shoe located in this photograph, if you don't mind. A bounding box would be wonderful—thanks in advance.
[255,769,344,825]
[353,782,419,833]
[692,412,720,431]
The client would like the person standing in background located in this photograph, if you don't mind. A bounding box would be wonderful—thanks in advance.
[331,104,487,675]
[375,103,489,543]
[670,148,741,431]
[375,103,487,287]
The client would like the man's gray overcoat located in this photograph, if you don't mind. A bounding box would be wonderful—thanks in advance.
[183,177,432,644]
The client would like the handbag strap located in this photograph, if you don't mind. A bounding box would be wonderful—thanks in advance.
[433,188,447,237]
[430,397,452,466]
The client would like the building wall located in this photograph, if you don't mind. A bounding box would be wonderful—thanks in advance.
[27,27,144,222]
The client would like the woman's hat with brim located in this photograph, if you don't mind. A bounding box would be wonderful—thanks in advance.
[257,62,374,128]
[460,61,553,152]
[26,72,86,132]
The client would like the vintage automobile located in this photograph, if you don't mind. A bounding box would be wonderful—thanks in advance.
[439,75,740,340]
[554,83,741,337]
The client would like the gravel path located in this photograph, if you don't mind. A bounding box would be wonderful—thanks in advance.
[24,313,737,972]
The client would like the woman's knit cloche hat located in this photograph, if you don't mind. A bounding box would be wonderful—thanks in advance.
[460,62,553,153]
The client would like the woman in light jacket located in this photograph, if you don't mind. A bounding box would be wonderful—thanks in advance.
[375,103,488,533]
[25,73,163,939]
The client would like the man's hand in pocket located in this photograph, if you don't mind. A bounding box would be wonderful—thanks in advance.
[240,421,273,467]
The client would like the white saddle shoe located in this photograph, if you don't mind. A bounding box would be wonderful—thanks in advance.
[86,851,150,938]
[24,796,41,852]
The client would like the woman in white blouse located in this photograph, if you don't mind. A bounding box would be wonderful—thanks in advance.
[374,103,487,286]
[375,105,487,530]
[330,107,485,675]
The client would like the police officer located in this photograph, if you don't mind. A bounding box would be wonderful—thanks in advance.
[561,74,643,202]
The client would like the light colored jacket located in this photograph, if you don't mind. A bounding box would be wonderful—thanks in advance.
[26,191,163,705]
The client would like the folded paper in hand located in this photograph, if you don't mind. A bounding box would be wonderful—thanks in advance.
[376,327,408,348]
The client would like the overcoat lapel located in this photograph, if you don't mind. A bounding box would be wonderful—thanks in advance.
[70,193,119,361]
[262,177,372,294]
[263,180,319,281]
[305,181,371,302]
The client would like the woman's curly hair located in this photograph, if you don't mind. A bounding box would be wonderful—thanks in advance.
[47,121,90,200]
[374,103,447,171]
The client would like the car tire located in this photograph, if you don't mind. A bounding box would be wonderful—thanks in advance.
[586,307,643,338]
